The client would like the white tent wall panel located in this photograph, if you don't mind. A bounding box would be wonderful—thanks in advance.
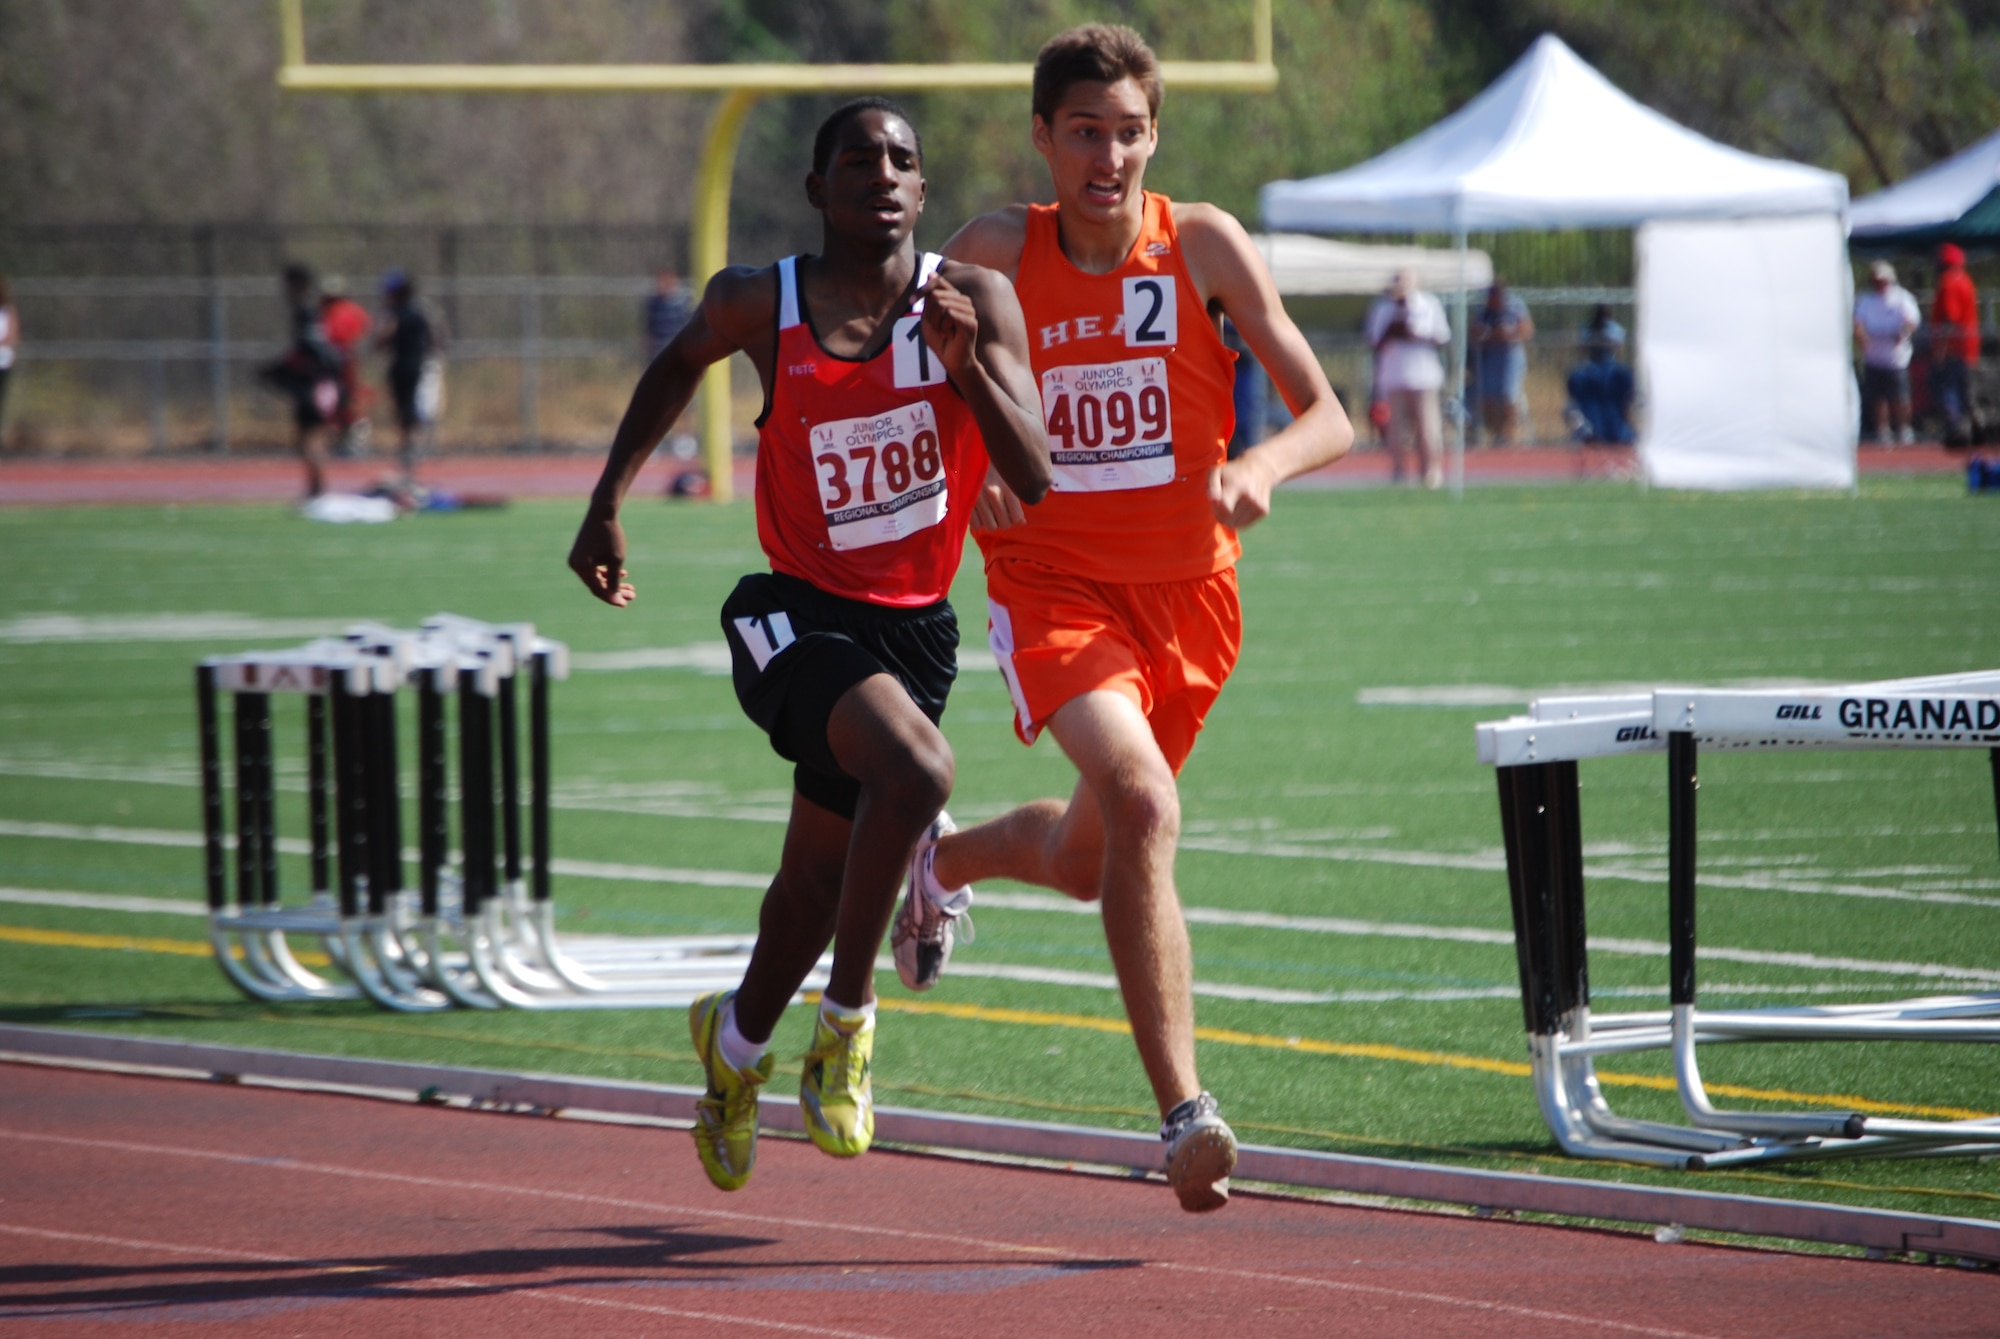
[1637,215,1857,491]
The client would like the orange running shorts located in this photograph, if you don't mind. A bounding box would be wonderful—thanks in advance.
[983,558,1243,774]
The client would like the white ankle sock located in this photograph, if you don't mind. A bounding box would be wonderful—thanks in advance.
[718,998,769,1073]
[819,995,876,1027]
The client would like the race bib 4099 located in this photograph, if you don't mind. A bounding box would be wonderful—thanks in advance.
[1040,358,1174,493]
[811,400,949,551]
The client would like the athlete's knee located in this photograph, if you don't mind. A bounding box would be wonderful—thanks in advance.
[1049,843,1101,902]
[766,852,843,931]
[858,733,953,828]
[1096,771,1179,850]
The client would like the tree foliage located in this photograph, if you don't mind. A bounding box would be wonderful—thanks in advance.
[0,0,1997,262]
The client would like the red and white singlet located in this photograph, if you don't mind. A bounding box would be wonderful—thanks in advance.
[753,252,989,608]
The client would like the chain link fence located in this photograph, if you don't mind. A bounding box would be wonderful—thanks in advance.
[0,224,691,456]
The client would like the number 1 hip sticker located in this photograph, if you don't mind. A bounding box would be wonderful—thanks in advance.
[1123,276,1177,348]
[893,314,948,388]
[732,611,796,672]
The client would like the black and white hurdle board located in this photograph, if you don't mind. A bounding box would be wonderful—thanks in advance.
[1475,671,2000,1168]
[196,616,824,1014]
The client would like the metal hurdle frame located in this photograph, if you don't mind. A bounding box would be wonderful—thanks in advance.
[198,643,365,1004]
[436,615,817,1009]
[199,614,827,1014]
[1477,671,2000,1168]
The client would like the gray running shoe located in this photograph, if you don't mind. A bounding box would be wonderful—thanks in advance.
[1162,1091,1237,1213]
[890,811,974,991]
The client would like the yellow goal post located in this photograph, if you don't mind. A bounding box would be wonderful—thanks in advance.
[276,0,1277,500]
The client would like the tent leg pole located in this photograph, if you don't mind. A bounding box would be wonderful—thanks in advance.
[1451,228,1469,499]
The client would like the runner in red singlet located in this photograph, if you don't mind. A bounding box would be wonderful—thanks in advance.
[894,26,1354,1214]
[568,99,1049,1194]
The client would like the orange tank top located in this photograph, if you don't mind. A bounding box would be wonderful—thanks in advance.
[976,193,1239,584]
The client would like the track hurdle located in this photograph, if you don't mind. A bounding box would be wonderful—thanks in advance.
[198,615,823,1015]
[1476,671,2000,1168]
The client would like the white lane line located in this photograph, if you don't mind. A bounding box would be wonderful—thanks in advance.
[0,1220,898,1339]
[1150,1260,1727,1339]
[0,1221,295,1263]
[0,1127,1070,1256]
[0,1130,1723,1338]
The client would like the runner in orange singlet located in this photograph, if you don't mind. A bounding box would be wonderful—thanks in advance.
[892,25,1354,1214]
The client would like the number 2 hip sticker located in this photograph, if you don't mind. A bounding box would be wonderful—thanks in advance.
[1123,276,1177,348]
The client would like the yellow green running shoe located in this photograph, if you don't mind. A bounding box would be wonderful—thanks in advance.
[688,991,772,1192]
[800,1004,875,1158]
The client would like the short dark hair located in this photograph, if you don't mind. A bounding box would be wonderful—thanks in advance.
[1032,24,1162,125]
[812,97,922,175]
[282,261,314,291]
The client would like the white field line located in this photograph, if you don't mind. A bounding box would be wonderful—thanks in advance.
[1178,834,2000,910]
[570,641,998,675]
[0,819,769,892]
[0,613,351,645]
[1355,679,1839,708]
[0,886,1943,1004]
[4,819,1997,989]
[7,755,1992,911]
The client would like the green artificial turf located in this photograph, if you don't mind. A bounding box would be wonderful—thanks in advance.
[1,477,1997,1225]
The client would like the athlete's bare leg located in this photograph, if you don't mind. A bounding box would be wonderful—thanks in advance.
[937,689,1200,1117]
[930,786,1101,901]
[729,793,845,1039]
[731,672,953,1041]
[295,424,328,499]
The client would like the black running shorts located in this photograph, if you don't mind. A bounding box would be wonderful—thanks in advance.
[720,571,958,819]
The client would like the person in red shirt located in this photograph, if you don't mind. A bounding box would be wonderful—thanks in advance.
[1931,243,1981,443]
[895,25,1353,1213]
[568,99,1048,1194]
[318,283,374,457]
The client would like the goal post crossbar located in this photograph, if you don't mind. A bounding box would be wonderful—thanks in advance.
[276,0,1277,498]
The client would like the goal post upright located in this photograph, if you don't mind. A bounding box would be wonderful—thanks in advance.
[275,0,1277,500]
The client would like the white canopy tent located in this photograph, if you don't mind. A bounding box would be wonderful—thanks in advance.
[1849,125,2000,246]
[1261,34,1855,490]
[1254,234,1492,296]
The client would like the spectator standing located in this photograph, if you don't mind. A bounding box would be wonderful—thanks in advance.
[257,263,342,499]
[376,271,444,492]
[319,278,374,458]
[1364,269,1451,488]
[1853,260,1921,445]
[1931,243,1981,445]
[1468,279,1534,445]
[1566,304,1635,446]
[0,277,16,447]
[644,271,693,360]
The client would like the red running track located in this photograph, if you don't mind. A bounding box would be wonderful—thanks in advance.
[0,444,1968,506]
[0,1064,1991,1338]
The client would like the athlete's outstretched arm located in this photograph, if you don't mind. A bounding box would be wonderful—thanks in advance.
[925,263,1050,505]
[1179,205,1354,531]
[568,268,765,607]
